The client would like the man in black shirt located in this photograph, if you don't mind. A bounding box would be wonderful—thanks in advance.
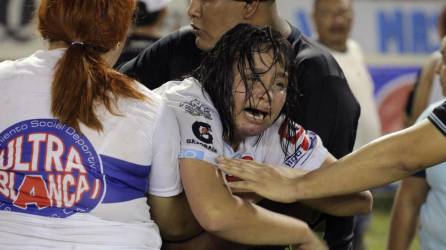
[120,1,360,249]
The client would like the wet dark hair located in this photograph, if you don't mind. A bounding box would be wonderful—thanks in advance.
[191,23,302,153]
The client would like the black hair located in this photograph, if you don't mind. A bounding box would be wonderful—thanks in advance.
[191,23,303,154]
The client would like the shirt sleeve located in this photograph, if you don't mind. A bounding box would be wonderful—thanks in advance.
[148,101,182,197]
[412,170,426,178]
[160,81,224,166]
[428,100,446,136]
[176,99,224,165]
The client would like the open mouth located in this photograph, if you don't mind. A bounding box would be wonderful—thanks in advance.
[244,107,268,120]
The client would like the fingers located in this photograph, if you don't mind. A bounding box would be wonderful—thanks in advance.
[216,157,261,181]
[230,187,253,193]
[225,180,259,193]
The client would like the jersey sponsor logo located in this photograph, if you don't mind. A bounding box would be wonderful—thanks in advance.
[185,138,217,153]
[179,149,205,160]
[192,121,213,144]
[180,99,213,120]
[0,119,104,218]
[283,132,317,167]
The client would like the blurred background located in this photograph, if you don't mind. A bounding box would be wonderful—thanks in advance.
[1,0,443,249]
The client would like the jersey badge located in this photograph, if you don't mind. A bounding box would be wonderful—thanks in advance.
[180,99,213,120]
[192,121,213,144]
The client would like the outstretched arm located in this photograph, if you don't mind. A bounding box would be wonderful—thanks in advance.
[296,120,446,200]
[219,120,446,201]
[218,156,372,216]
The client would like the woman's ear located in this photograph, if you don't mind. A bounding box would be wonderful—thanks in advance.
[242,0,260,19]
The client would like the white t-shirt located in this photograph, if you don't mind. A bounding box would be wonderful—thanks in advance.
[0,49,182,249]
[156,78,328,174]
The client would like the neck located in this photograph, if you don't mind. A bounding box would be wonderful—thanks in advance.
[48,41,68,50]
[48,40,119,66]
[320,41,348,53]
[225,135,242,151]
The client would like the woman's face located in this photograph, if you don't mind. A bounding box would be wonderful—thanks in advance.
[232,50,288,143]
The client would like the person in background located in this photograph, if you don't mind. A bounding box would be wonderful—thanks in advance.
[115,0,170,67]
[405,6,446,126]
[0,1,200,249]
[387,36,446,250]
[312,0,380,152]
[312,0,381,249]
[119,1,360,249]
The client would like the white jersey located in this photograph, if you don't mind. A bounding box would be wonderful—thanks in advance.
[157,78,328,174]
[0,49,182,249]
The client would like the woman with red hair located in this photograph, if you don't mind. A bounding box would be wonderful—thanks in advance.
[0,0,199,249]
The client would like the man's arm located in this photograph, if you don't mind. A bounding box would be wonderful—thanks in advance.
[296,119,446,199]
[217,119,446,201]
[218,157,372,216]
[387,176,429,250]
[118,28,202,90]
[302,193,372,217]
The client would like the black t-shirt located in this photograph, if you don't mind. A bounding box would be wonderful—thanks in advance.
[119,25,359,250]
[119,27,204,89]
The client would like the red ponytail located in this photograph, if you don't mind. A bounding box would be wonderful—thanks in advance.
[38,0,145,132]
